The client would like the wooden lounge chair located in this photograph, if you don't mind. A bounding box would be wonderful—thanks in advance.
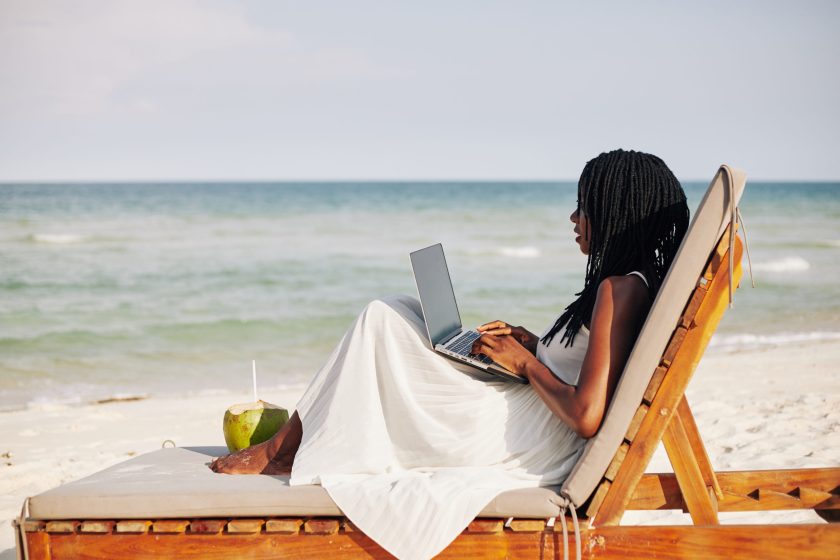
[15,166,840,559]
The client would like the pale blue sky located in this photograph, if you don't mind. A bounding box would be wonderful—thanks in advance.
[1,0,838,181]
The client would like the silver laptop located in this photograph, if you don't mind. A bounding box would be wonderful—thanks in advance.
[410,243,527,384]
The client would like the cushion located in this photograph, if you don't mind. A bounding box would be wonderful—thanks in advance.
[29,446,563,520]
[560,165,747,506]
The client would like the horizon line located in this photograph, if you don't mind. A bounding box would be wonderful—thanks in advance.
[2,177,840,185]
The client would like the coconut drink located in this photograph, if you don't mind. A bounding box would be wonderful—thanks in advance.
[223,399,289,452]
[222,360,289,452]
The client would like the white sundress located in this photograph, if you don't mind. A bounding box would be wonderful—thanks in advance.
[289,293,591,560]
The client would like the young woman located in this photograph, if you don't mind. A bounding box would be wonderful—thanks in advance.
[210,149,689,560]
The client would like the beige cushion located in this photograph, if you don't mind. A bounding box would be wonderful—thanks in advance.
[29,446,563,520]
[560,165,747,506]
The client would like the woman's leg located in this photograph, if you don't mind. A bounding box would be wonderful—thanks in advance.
[210,295,442,476]
[209,411,302,475]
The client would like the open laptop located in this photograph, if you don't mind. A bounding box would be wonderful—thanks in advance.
[410,243,527,384]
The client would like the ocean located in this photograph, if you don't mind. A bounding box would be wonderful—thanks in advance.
[2,181,839,411]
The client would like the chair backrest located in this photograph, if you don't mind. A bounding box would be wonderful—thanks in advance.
[560,165,747,507]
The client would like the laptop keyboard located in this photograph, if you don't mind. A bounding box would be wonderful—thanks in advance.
[446,331,494,364]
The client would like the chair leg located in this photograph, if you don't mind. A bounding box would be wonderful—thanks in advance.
[663,410,720,525]
[678,396,724,500]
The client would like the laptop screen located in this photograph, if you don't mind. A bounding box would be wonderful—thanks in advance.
[410,244,463,346]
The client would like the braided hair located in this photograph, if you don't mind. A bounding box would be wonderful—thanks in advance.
[541,149,689,347]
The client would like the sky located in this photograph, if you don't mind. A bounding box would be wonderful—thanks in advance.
[1,0,839,181]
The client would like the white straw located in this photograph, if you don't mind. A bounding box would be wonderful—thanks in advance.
[252,360,258,402]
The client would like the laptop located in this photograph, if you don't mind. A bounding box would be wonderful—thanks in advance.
[409,243,527,384]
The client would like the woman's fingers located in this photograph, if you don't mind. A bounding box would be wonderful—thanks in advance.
[471,333,501,356]
[477,320,507,332]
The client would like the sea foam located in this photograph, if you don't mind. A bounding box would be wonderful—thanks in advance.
[710,331,840,351]
[498,246,541,259]
[30,233,86,244]
[752,256,810,273]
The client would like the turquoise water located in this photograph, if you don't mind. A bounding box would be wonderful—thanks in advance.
[1,181,839,411]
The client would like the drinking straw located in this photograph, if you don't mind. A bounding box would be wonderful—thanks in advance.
[252,360,258,402]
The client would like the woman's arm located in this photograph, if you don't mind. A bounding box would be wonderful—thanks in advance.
[472,275,650,438]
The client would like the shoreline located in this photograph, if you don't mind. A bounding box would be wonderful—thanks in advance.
[2,339,839,555]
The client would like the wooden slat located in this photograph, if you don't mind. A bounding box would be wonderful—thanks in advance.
[23,532,50,560]
[23,520,45,532]
[152,519,190,533]
[604,443,629,481]
[749,489,804,510]
[679,285,707,328]
[189,519,227,534]
[677,396,723,500]
[704,230,733,279]
[265,518,303,534]
[586,479,611,518]
[342,519,358,532]
[627,473,684,511]
[592,233,743,527]
[662,412,719,524]
[30,521,840,559]
[508,519,545,532]
[80,520,115,533]
[304,518,340,535]
[588,523,840,559]
[45,521,77,533]
[115,520,152,533]
[715,467,840,496]
[661,326,688,366]
[796,487,840,509]
[627,468,840,512]
[623,405,648,442]
[642,366,668,404]
[466,519,504,533]
[227,519,264,533]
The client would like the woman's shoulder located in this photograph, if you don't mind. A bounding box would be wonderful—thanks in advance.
[594,274,651,314]
[585,274,651,342]
[598,272,648,292]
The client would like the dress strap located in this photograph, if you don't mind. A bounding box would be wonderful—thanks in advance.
[625,271,649,288]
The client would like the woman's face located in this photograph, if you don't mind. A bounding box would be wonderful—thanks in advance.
[570,207,591,255]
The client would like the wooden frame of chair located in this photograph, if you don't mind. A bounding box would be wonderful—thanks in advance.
[17,227,840,559]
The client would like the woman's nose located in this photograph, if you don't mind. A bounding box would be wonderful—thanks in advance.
[569,209,578,223]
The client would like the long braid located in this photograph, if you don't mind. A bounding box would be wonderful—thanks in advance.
[541,149,689,347]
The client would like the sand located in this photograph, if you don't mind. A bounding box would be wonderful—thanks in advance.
[2,340,839,557]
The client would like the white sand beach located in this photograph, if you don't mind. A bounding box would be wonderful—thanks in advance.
[2,340,839,557]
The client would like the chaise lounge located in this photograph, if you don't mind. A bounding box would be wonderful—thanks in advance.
[15,165,840,559]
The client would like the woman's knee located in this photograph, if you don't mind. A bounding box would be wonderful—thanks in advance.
[362,295,425,333]
[366,294,419,316]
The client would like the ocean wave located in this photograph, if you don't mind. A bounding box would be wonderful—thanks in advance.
[29,233,87,244]
[751,256,810,273]
[498,246,541,259]
[710,331,840,351]
[25,394,85,412]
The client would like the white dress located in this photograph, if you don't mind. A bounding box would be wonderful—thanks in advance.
[290,294,588,560]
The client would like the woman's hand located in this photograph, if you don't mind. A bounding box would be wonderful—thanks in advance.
[470,333,535,378]
[477,320,539,355]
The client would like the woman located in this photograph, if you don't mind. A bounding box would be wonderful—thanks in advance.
[211,149,689,560]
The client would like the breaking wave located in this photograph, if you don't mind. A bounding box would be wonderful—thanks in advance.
[498,246,541,259]
[710,331,840,351]
[28,233,87,244]
[752,256,810,273]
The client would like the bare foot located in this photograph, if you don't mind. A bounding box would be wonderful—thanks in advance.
[210,440,272,474]
[210,411,302,475]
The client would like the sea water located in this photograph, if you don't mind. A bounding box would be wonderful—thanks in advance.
[1,181,839,411]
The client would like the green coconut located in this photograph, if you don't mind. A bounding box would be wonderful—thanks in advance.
[223,400,289,453]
